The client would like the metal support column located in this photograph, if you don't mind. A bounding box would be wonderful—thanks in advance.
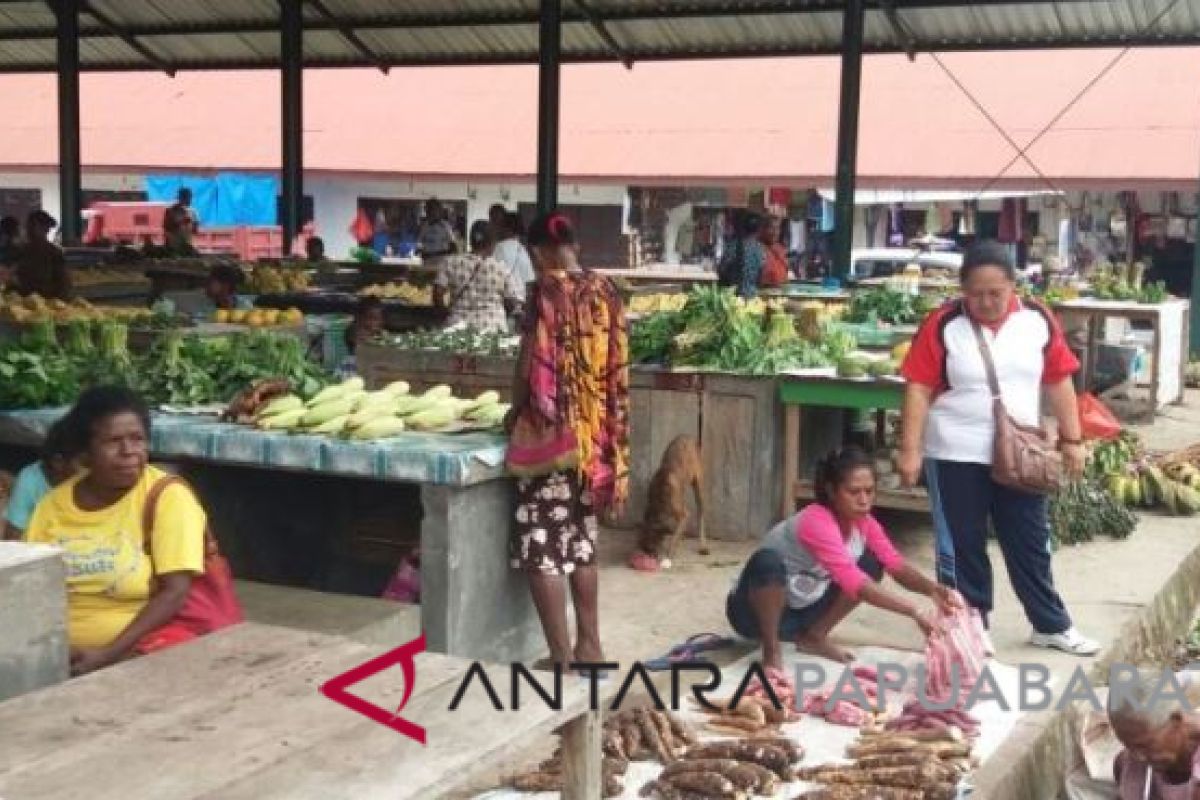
[831,0,866,279]
[56,0,82,244]
[536,0,562,214]
[280,0,304,245]
[1191,169,1200,355]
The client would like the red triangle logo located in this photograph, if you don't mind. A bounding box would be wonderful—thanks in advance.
[319,633,428,744]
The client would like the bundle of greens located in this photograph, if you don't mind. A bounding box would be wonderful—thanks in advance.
[384,328,519,357]
[1049,478,1138,549]
[844,288,931,325]
[207,331,330,401]
[628,286,854,375]
[0,322,80,410]
[136,330,220,406]
[629,312,682,364]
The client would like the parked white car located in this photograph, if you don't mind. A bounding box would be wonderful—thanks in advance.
[849,248,963,281]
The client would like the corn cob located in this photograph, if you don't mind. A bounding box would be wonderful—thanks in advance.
[422,384,453,400]
[351,416,407,440]
[308,414,350,435]
[345,403,398,431]
[256,395,304,418]
[256,408,306,430]
[300,396,355,427]
[465,390,500,410]
[406,407,458,431]
[306,377,364,407]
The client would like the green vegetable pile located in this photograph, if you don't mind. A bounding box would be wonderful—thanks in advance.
[0,321,80,410]
[1090,263,1170,304]
[1049,478,1138,549]
[384,328,519,357]
[0,322,332,410]
[844,288,932,325]
[629,286,854,375]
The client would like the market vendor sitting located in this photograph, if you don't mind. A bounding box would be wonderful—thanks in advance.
[1109,670,1200,799]
[2,418,81,541]
[305,236,327,263]
[25,387,208,675]
[15,210,71,301]
[205,262,253,312]
[725,446,961,669]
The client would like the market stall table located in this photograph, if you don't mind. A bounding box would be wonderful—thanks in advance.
[0,622,602,800]
[593,267,717,286]
[0,409,541,663]
[1052,297,1190,419]
[778,375,929,517]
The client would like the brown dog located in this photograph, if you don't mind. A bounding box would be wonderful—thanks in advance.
[637,435,707,566]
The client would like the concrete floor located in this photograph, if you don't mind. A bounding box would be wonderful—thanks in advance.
[536,392,1200,800]
[595,395,1200,673]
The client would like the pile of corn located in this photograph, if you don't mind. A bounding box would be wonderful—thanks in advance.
[252,377,509,439]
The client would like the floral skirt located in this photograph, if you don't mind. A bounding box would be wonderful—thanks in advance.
[511,471,599,575]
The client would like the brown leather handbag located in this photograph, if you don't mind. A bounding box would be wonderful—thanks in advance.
[971,322,1063,494]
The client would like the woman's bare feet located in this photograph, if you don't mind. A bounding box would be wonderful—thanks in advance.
[574,638,605,664]
[795,633,854,664]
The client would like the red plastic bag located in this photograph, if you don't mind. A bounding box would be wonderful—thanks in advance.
[1079,392,1121,441]
[349,208,374,245]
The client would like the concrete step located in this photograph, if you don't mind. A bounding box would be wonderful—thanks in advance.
[969,527,1200,800]
[234,579,420,647]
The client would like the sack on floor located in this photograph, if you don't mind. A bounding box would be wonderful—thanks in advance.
[1079,393,1122,441]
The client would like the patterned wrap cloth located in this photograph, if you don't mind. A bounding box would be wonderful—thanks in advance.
[518,269,630,513]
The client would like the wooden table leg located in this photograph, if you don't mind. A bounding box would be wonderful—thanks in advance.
[782,405,800,520]
[1084,312,1100,395]
[561,709,603,800]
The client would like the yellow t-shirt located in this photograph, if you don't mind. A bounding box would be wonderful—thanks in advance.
[26,466,207,649]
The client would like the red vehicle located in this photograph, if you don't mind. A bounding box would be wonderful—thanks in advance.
[83,201,310,261]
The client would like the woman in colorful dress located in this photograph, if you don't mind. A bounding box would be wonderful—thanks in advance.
[506,211,630,667]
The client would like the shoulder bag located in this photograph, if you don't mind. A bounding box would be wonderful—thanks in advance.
[136,475,243,654]
[970,321,1063,494]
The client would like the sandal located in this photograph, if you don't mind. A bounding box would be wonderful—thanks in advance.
[645,632,737,671]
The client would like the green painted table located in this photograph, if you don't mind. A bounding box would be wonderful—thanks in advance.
[778,376,930,516]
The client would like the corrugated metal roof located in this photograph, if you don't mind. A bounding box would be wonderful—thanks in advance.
[0,1,1195,73]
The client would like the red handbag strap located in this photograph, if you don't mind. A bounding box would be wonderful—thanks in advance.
[142,474,218,559]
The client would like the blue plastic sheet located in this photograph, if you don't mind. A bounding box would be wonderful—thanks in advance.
[145,173,279,226]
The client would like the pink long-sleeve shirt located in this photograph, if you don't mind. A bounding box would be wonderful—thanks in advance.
[761,504,906,609]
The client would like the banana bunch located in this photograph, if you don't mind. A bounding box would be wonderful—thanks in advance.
[358,283,433,305]
[1113,463,1200,516]
[629,293,686,314]
[248,377,509,439]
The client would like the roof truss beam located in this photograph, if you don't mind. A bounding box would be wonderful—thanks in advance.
[304,0,390,73]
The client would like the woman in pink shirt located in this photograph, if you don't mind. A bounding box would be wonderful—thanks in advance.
[726,447,961,668]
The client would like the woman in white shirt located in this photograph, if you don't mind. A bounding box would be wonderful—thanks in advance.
[492,211,535,287]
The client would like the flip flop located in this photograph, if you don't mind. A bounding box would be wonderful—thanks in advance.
[645,632,737,671]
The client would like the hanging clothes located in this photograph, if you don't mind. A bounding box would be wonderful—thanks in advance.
[863,205,881,248]
[998,198,1018,243]
[887,203,905,245]
[788,219,806,255]
[923,205,939,236]
[938,203,955,234]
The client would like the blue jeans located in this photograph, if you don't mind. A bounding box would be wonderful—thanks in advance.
[925,459,1072,635]
[725,548,883,641]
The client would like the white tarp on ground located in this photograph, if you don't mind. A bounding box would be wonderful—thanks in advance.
[476,645,1043,800]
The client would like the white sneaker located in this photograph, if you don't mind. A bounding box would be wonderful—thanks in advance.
[979,628,996,658]
[1029,627,1100,656]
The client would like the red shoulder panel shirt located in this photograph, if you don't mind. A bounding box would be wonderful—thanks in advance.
[900,297,1078,465]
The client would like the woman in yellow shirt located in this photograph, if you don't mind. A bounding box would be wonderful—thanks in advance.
[26,387,207,675]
